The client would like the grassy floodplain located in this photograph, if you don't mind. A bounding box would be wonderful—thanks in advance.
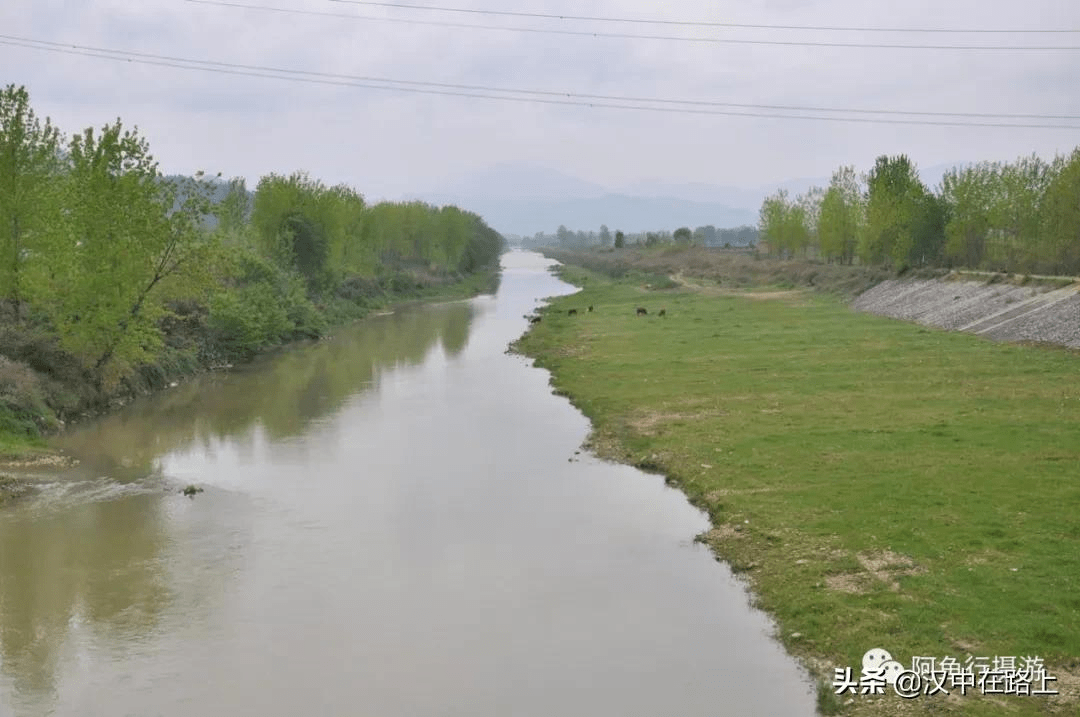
[513,261,1080,716]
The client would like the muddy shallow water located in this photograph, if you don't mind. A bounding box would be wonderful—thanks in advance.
[0,251,814,716]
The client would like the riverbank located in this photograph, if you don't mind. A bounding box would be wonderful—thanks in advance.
[0,265,500,467]
[513,261,1079,716]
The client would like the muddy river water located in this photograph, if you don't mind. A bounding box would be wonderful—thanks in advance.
[0,251,814,716]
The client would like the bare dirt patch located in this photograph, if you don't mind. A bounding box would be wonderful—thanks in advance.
[825,573,875,594]
[705,487,777,501]
[823,551,925,595]
[669,272,809,303]
[703,524,746,543]
[626,407,727,435]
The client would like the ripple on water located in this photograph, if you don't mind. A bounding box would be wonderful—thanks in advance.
[5,476,165,517]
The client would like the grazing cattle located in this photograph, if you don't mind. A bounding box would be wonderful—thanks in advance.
[568,308,578,316]
[658,309,666,317]
[636,307,648,316]
[588,305,594,312]
[529,316,542,324]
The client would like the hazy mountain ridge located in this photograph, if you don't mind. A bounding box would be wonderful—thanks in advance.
[408,193,756,237]
[400,161,957,236]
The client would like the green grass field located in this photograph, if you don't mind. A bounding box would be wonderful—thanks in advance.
[514,265,1080,716]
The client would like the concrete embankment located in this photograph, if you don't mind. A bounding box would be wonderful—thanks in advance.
[852,276,1080,349]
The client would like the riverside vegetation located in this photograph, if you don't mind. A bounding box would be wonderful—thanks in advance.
[757,152,1080,276]
[0,84,503,458]
[514,251,1080,716]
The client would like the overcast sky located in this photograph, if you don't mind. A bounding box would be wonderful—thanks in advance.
[3,0,1079,203]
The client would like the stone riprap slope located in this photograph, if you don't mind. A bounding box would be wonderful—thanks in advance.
[852,278,1080,349]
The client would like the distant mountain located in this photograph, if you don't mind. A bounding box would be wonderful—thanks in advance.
[415,162,608,201]
[410,194,756,236]
[400,159,962,236]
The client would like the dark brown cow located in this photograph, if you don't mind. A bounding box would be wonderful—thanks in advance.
[658,309,666,317]
[568,308,578,316]
[636,307,648,316]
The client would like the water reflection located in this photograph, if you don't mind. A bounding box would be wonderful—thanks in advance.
[0,298,479,714]
[0,492,168,701]
[53,300,479,477]
[0,253,814,716]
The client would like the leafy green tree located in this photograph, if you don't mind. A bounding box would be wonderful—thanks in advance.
[818,167,863,265]
[38,122,215,381]
[251,172,343,291]
[0,85,63,318]
[598,224,612,246]
[614,230,625,248]
[941,163,995,268]
[910,192,947,267]
[861,155,931,267]
[796,186,825,256]
[1040,148,1080,274]
[990,155,1053,271]
[759,190,809,258]
[216,177,251,235]
[673,226,692,244]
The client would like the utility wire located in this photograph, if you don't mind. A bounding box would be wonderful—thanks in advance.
[184,0,1080,50]
[328,0,1080,34]
[6,31,1071,122]
[7,32,1075,122]
[3,35,1079,130]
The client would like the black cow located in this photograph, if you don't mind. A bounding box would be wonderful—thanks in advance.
[636,307,648,316]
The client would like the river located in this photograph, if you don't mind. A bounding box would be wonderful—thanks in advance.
[0,250,814,716]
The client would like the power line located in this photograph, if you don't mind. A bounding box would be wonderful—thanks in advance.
[184,0,1080,50]
[328,0,1080,34]
[3,35,1079,130]
[8,32,1074,122]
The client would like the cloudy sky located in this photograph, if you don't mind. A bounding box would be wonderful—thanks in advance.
[3,0,1079,204]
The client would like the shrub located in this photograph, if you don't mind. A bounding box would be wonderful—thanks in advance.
[0,356,58,434]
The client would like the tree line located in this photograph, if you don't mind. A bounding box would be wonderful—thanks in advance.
[516,223,758,250]
[758,151,1080,275]
[0,84,503,434]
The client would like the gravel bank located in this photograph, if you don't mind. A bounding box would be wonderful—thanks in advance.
[852,277,1080,349]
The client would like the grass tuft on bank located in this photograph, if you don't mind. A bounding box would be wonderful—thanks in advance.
[514,263,1080,716]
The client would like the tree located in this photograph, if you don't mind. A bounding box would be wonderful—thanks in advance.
[215,177,251,236]
[599,224,612,246]
[989,155,1053,271]
[758,190,809,258]
[941,163,995,268]
[38,121,216,381]
[614,230,625,248]
[818,167,863,265]
[673,226,693,244]
[0,85,63,318]
[1040,148,1080,274]
[861,155,931,267]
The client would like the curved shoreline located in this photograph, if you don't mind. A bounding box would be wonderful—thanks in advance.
[514,256,1080,716]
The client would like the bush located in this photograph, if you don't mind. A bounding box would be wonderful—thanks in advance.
[208,284,293,361]
[0,356,58,434]
[208,247,328,360]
